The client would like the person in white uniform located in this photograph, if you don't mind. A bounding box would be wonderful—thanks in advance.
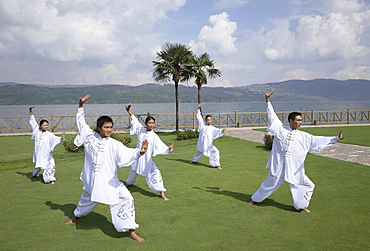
[65,95,148,242]
[249,90,345,212]
[189,103,226,169]
[125,104,173,201]
[28,106,65,184]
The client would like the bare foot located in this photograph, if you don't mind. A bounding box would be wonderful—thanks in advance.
[215,166,222,169]
[65,216,80,224]
[160,192,170,201]
[129,230,145,242]
[248,201,256,205]
[301,208,312,213]
[50,181,55,184]
[189,161,196,164]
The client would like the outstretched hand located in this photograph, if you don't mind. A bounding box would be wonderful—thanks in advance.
[198,103,204,109]
[126,104,133,116]
[140,139,149,154]
[61,132,66,140]
[222,126,227,132]
[29,106,35,110]
[79,94,91,108]
[338,129,345,140]
[169,141,174,151]
[265,90,275,102]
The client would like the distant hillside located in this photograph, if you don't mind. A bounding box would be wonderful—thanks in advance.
[0,79,369,105]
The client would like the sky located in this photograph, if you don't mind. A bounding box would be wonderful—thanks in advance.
[0,0,369,87]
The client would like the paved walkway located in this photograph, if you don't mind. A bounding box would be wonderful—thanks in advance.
[225,127,370,166]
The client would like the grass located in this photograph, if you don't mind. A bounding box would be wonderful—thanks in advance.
[0,129,369,250]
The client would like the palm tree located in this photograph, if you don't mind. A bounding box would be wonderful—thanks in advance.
[152,42,193,132]
[183,52,222,105]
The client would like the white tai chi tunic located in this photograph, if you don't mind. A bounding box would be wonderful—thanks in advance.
[126,115,171,194]
[192,110,224,167]
[73,108,143,232]
[29,115,63,183]
[251,102,340,210]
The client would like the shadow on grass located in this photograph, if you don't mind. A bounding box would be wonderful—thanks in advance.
[194,186,296,212]
[16,171,45,183]
[124,184,159,199]
[45,201,129,238]
[167,157,214,169]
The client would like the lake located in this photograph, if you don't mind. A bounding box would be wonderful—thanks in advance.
[0,101,369,117]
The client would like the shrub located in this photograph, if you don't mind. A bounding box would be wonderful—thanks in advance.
[176,129,199,141]
[110,133,132,146]
[63,136,84,153]
[263,133,274,150]
[63,133,131,153]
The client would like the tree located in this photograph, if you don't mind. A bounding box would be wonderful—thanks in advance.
[183,52,222,105]
[152,42,193,132]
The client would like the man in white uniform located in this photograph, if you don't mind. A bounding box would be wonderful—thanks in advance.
[125,105,173,201]
[249,90,344,212]
[190,103,226,169]
[28,106,65,184]
[65,95,148,242]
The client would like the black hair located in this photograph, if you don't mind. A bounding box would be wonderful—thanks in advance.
[145,115,155,124]
[96,116,114,131]
[205,115,212,120]
[288,112,302,122]
[39,119,49,127]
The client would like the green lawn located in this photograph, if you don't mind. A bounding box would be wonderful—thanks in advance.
[0,131,369,250]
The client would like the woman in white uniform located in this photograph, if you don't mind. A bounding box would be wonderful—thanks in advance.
[28,106,65,184]
[125,104,173,201]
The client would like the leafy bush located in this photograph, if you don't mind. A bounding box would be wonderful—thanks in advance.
[63,136,84,153]
[263,133,274,150]
[63,133,131,153]
[176,129,199,141]
[110,133,132,146]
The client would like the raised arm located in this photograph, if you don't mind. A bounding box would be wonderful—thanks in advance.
[79,94,91,108]
[126,104,134,116]
[265,90,282,135]
[29,106,35,116]
[265,90,275,103]
[74,94,92,146]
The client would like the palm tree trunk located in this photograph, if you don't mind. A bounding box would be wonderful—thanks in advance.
[175,82,179,132]
[197,84,202,105]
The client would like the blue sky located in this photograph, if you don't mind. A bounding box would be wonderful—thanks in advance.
[0,0,369,87]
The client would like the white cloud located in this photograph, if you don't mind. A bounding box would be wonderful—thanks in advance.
[0,0,370,87]
[189,12,237,57]
[333,64,370,79]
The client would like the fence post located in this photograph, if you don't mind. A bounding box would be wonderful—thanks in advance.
[347,109,350,124]
[51,115,56,132]
[234,111,238,127]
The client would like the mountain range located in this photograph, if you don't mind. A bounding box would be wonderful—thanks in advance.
[0,79,369,105]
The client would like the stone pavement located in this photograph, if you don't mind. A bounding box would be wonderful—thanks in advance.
[225,126,370,166]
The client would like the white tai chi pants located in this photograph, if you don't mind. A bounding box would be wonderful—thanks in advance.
[126,168,166,193]
[73,184,139,232]
[32,165,56,183]
[192,146,221,167]
[251,171,315,210]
